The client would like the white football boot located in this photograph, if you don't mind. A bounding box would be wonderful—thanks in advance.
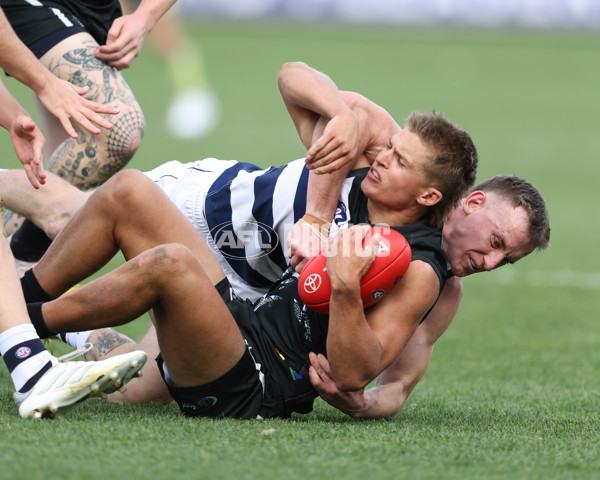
[14,344,146,419]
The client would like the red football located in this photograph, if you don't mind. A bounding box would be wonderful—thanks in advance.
[298,226,411,314]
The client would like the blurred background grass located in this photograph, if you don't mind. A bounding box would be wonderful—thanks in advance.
[1,20,599,479]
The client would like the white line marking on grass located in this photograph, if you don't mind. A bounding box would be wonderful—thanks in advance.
[475,270,600,290]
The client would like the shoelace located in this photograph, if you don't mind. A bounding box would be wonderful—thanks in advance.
[56,342,94,363]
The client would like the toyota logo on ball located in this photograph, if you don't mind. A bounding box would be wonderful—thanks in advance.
[303,273,322,293]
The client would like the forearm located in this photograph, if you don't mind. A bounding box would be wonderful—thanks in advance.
[0,81,27,130]
[327,286,381,391]
[279,62,348,119]
[304,164,347,222]
[278,62,354,148]
[0,12,53,93]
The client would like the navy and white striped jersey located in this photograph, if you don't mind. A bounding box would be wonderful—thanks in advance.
[145,158,356,301]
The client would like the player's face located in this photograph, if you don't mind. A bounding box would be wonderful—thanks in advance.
[442,192,533,277]
[360,129,434,211]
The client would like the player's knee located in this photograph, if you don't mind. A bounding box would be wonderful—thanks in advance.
[106,105,145,166]
[101,169,151,210]
[138,244,197,285]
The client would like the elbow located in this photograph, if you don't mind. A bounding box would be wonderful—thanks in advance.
[278,61,307,83]
[335,373,374,393]
[280,61,306,72]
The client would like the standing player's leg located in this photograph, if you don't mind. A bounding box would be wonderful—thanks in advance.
[36,32,145,189]
[5,30,145,265]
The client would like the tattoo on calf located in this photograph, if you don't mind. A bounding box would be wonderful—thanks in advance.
[95,331,132,358]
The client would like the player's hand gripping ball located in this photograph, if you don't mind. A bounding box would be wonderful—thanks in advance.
[298,226,411,313]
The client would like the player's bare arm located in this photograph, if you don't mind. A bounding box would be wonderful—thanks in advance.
[0,80,45,187]
[325,227,440,391]
[311,275,463,418]
[281,63,400,270]
[0,10,117,140]
[278,61,359,167]
[279,62,360,269]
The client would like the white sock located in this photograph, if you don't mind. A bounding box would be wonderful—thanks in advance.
[0,324,53,392]
[58,331,94,350]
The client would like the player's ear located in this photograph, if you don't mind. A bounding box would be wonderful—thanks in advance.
[417,188,442,207]
[463,191,486,214]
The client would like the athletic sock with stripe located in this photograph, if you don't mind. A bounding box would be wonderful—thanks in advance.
[0,324,53,393]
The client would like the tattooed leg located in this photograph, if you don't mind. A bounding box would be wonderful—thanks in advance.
[84,328,134,361]
[4,32,145,256]
[3,211,24,236]
[86,326,172,405]
[36,32,145,190]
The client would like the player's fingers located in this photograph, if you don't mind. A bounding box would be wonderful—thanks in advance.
[99,37,120,53]
[307,150,349,170]
[313,158,347,175]
[369,233,382,252]
[316,353,333,376]
[32,137,45,164]
[19,118,35,132]
[34,163,47,186]
[57,116,78,139]
[295,257,308,273]
[308,366,325,390]
[96,40,135,63]
[96,48,127,65]
[23,164,40,189]
[70,84,90,96]
[82,99,119,116]
[306,134,335,162]
[102,21,125,48]
[76,106,115,130]
[309,352,320,369]
[75,116,102,135]
[110,53,137,70]
[309,139,340,164]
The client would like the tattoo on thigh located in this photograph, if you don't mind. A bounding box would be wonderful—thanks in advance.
[43,41,145,188]
[49,112,143,189]
[46,41,137,107]
[63,47,105,72]
[95,331,132,357]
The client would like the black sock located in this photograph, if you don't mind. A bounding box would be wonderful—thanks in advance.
[26,302,55,339]
[10,219,52,261]
[20,269,53,303]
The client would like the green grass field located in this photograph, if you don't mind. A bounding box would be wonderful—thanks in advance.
[1,22,599,479]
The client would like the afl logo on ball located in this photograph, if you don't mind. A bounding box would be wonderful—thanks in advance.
[303,273,322,294]
[370,290,385,301]
[15,346,31,359]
